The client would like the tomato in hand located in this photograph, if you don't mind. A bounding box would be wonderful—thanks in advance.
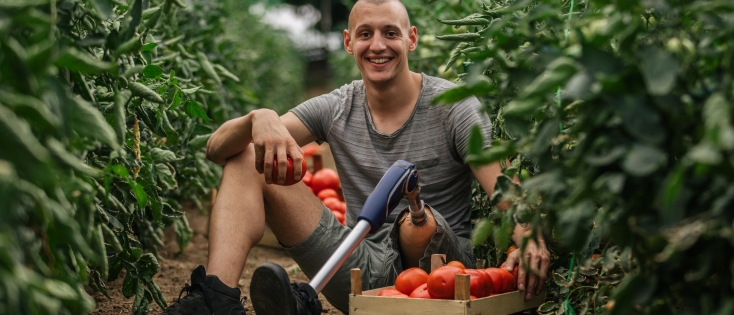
[377,288,408,298]
[427,266,465,299]
[464,269,491,298]
[409,283,431,299]
[311,168,340,193]
[395,267,428,295]
[269,156,307,186]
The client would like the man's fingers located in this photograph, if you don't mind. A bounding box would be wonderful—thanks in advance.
[254,145,265,174]
[525,254,541,300]
[536,252,550,295]
[263,146,274,184]
[290,143,304,181]
[276,147,288,185]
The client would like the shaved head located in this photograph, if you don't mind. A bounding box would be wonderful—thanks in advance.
[347,0,411,32]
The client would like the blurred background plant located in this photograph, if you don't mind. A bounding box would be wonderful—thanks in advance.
[0,0,303,313]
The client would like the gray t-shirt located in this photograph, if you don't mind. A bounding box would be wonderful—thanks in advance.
[290,74,492,237]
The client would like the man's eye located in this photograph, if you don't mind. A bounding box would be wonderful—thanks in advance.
[387,32,397,37]
[360,32,371,38]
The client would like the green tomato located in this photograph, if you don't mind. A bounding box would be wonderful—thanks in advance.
[520,169,531,181]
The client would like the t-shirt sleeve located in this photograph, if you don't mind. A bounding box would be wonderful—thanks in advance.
[288,86,348,144]
[449,96,493,161]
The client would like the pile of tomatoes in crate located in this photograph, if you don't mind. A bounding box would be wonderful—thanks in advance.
[302,167,347,225]
[378,260,518,299]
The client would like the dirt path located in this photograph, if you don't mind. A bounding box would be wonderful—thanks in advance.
[90,203,342,315]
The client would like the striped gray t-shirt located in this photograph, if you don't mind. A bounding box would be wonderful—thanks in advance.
[290,74,492,238]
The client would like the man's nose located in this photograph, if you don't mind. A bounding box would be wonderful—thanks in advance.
[369,34,387,51]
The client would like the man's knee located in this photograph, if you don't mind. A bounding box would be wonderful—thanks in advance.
[398,208,437,249]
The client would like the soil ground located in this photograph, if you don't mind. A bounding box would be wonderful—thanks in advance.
[89,202,342,315]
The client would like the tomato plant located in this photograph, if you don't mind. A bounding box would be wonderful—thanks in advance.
[395,267,429,296]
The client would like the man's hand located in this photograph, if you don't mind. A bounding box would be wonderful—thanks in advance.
[250,109,304,185]
[503,231,550,301]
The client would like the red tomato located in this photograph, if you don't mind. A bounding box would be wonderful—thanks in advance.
[311,169,340,193]
[323,197,342,212]
[377,288,408,298]
[484,268,507,294]
[317,188,339,201]
[302,144,321,157]
[500,268,516,291]
[269,156,307,186]
[334,202,347,213]
[331,210,345,225]
[409,283,431,299]
[500,262,519,285]
[464,269,490,298]
[477,269,494,295]
[395,268,428,295]
[302,171,313,186]
[427,266,465,299]
[446,260,466,269]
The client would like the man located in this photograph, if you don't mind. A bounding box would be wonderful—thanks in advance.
[161,1,549,314]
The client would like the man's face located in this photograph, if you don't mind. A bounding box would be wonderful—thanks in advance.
[344,1,417,85]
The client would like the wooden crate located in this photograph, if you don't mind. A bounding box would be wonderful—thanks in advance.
[348,255,545,315]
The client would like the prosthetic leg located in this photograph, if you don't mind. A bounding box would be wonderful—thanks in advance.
[250,160,425,315]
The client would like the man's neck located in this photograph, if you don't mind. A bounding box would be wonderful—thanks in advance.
[363,71,423,134]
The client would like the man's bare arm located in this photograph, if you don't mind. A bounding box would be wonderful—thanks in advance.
[206,110,317,183]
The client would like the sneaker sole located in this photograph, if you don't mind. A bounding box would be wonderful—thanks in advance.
[250,263,297,315]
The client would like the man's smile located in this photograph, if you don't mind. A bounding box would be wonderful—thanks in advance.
[368,58,393,64]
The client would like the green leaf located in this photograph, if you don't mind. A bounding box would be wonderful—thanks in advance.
[174,216,193,254]
[0,0,49,8]
[56,48,115,74]
[87,0,115,19]
[156,163,177,189]
[196,52,222,84]
[168,89,183,110]
[622,144,666,176]
[613,94,665,144]
[213,64,240,82]
[129,179,148,208]
[142,65,163,79]
[609,273,643,315]
[639,46,680,95]
[129,82,164,104]
[149,148,180,163]
[69,96,121,150]
[0,90,60,132]
[557,200,595,252]
[520,57,578,99]
[46,138,102,177]
[183,100,211,120]
[466,144,515,166]
[141,42,158,52]
[114,90,131,146]
[122,272,138,298]
[188,134,210,149]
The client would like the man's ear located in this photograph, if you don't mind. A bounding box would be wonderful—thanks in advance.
[344,29,354,55]
[408,26,418,52]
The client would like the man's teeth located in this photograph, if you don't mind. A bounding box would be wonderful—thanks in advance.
[370,58,391,64]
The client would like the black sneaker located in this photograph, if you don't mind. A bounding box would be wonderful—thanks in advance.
[250,263,322,315]
[160,265,246,315]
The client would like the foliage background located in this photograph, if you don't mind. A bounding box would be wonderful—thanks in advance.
[0,0,303,314]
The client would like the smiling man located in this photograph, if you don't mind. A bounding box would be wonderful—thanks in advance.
[160,1,549,314]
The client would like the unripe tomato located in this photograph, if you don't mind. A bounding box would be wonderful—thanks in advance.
[311,168,340,193]
[268,156,306,186]
[427,266,465,299]
[395,267,428,295]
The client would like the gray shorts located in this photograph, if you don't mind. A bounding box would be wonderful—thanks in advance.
[284,205,475,313]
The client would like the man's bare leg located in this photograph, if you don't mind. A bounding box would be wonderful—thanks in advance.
[206,144,323,288]
[398,207,438,269]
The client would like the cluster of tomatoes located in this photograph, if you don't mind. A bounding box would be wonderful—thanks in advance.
[302,168,347,225]
[378,260,518,300]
